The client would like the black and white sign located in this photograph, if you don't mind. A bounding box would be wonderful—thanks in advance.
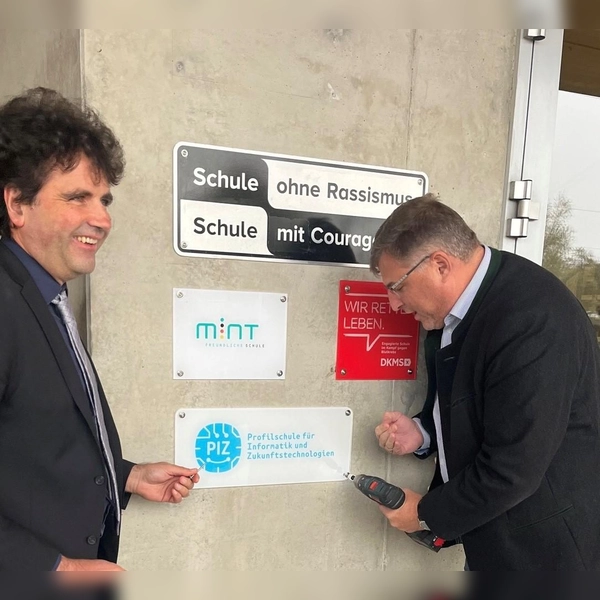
[174,143,428,267]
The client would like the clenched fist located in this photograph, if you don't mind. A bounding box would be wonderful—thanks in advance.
[375,412,424,455]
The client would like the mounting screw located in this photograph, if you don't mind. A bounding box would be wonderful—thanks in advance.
[277,370,283,377]
[181,148,188,158]
[344,286,350,293]
[175,61,185,73]
[176,291,183,298]
[177,370,184,377]
[280,296,287,303]
[407,369,414,375]
[340,369,347,376]
[345,409,351,416]
[181,242,188,249]
[417,178,423,185]
[178,411,186,418]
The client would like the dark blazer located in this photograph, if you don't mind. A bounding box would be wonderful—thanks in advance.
[0,243,134,569]
[417,249,600,570]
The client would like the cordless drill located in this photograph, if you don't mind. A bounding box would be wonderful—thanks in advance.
[344,472,445,552]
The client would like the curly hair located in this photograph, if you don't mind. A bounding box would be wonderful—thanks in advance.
[0,87,125,238]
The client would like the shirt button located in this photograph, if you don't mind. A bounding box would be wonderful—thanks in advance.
[94,475,105,486]
[87,535,98,545]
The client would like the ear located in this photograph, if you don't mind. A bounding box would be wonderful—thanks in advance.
[3,185,26,229]
[430,251,452,282]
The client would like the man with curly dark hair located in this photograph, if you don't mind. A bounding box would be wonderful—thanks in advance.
[0,88,199,571]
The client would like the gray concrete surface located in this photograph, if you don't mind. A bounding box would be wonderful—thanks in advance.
[0,29,517,570]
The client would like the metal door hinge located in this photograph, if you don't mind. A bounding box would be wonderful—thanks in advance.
[525,29,546,41]
[506,179,540,238]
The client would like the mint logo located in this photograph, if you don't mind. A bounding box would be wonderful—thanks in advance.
[196,317,259,340]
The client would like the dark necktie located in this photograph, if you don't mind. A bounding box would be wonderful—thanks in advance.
[52,290,121,531]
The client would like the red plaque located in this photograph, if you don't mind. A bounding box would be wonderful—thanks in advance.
[336,280,420,380]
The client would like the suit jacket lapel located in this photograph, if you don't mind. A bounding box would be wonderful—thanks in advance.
[20,278,98,438]
[421,329,442,442]
[434,248,503,474]
[436,345,458,465]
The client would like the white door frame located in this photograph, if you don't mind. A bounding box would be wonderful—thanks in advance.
[501,29,564,263]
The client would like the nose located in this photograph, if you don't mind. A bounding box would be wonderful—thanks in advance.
[87,198,112,234]
[387,290,404,313]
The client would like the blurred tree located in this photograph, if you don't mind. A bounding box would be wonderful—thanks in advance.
[543,196,600,343]
[543,194,593,280]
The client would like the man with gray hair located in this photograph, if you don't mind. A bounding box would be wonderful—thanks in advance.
[372,195,600,570]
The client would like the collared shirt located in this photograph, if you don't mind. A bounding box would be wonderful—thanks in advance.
[3,238,63,303]
[415,245,491,482]
[1,239,75,351]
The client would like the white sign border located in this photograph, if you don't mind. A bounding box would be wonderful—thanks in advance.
[173,142,429,268]
[173,288,288,381]
[174,406,354,489]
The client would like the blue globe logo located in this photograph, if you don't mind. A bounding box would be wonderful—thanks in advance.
[195,423,242,473]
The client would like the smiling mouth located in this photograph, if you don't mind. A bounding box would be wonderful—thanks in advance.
[75,236,98,246]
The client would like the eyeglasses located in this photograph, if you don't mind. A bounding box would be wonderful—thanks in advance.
[386,255,431,296]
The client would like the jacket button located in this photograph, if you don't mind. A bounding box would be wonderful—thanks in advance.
[94,475,105,486]
[87,535,97,545]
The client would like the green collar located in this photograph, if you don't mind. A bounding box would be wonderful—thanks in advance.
[425,247,502,352]
[451,247,502,343]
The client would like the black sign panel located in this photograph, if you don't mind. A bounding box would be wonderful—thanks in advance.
[174,143,428,267]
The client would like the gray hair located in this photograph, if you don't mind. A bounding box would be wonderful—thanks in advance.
[370,194,480,274]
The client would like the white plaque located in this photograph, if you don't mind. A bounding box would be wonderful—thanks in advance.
[174,407,353,488]
[173,289,287,380]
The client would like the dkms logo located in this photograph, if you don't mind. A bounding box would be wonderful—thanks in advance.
[195,423,242,473]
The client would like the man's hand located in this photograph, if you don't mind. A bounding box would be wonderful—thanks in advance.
[125,462,200,503]
[379,488,423,533]
[375,412,424,455]
[56,557,125,571]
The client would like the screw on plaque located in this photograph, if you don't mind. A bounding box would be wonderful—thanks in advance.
[277,370,284,377]
[280,296,287,303]
[408,369,414,375]
[176,291,183,298]
[181,242,188,249]
[340,369,347,376]
[177,370,184,377]
[417,178,423,185]
[181,148,188,157]
[345,409,352,416]
[178,411,186,418]
[344,286,351,293]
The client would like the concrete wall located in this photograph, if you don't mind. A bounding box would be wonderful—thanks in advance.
[0,30,80,99]
[0,29,516,571]
[0,30,89,338]
[79,30,517,570]
[0,28,516,571]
